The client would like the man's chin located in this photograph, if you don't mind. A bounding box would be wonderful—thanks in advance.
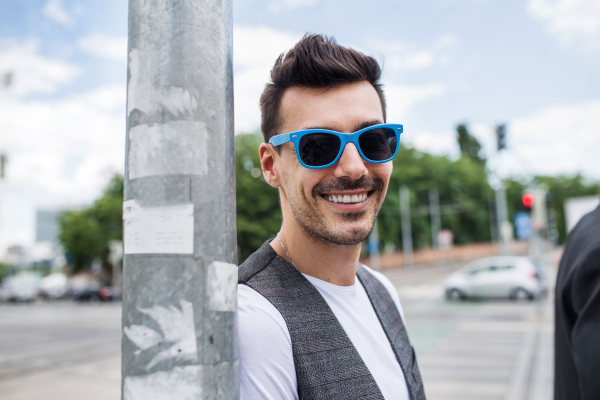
[315,220,374,246]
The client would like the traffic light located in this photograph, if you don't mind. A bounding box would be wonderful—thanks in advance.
[496,124,507,151]
[522,193,534,209]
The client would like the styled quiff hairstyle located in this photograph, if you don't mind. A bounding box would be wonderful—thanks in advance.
[260,34,386,143]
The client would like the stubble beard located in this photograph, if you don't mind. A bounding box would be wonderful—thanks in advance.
[286,176,385,246]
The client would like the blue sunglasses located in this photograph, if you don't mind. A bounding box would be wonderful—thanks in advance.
[269,123,403,169]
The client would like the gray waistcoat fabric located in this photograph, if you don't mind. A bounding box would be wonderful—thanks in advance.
[239,240,426,400]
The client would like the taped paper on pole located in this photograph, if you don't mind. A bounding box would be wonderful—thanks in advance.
[123,200,194,254]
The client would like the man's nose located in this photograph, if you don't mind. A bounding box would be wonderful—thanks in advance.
[333,143,368,181]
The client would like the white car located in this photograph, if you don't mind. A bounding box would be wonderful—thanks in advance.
[444,256,548,301]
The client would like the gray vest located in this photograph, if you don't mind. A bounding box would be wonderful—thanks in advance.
[239,241,426,400]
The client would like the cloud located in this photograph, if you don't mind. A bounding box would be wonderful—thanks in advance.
[504,101,600,177]
[77,34,128,60]
[0,40,80,97]
[233,26,301,133]
[385,84,448,122]
[0,85,125,201]
[269,0,319,13]
[373,34,457,72]
[409,130,459,157]
[528,0,600,50]
[43,0,73,27]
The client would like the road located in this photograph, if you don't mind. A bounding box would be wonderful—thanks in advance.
[383,251,558,400]
[0,250,559,400]
[0,303,121,400]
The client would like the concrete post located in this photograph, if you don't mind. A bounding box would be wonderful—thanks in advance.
[122,1,237,399]
[399,185,413,268]
[429,188,441,251]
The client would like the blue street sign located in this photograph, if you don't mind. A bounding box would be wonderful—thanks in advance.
[514,211,532,240]
[367,240,379,253]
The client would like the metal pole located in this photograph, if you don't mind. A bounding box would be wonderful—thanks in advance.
[123,1,237,399]
[488,195,498,244]
[369,218,380,271]
[495,183,511,255]
[399,186,413,268]
[429,188,441,264]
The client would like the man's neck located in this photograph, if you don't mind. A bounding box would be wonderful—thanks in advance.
[270,222,362,286]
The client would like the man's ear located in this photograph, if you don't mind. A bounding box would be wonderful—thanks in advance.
[259,143,281,188]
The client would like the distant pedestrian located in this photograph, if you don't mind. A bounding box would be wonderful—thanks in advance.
[237,34,425,400]
[555,201,600,400]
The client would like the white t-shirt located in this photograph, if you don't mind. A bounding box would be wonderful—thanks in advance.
[238,265,410,400]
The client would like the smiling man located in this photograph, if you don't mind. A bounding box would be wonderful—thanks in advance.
[238,35,426,400]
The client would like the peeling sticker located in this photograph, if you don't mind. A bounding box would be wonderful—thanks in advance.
[124,300,198,370]
[128,120,208,180]
[124,325,163,355]
[207,262,238,312]
[128,48,199,117]
[123,200,194,255]
[124,365,201,400]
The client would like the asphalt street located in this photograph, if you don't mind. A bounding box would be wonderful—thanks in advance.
[385,251,558,400]
[0,249,558,400]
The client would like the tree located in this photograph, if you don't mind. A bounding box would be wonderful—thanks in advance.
[58,174,123,274]
[378,145,493,251]
[456,124,485,167]
[236,133,281,261]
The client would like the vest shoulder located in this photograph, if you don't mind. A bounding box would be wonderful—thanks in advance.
[238,240,277,283]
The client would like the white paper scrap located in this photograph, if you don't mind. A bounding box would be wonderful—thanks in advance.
[124,200,194,254]
[207,262,238,312]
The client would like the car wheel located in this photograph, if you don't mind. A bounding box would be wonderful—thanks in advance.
[447,288,464,301]
[510,288,531,302]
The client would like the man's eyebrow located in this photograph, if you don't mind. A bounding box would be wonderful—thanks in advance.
[302,120,383,132]
[353,120,383,132]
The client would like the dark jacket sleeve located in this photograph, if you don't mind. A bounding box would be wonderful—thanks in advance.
[571,247,600,399]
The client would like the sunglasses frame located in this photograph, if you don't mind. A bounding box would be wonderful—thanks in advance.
[268,123,403,169]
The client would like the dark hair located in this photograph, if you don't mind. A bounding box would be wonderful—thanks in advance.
[259,34,386,143]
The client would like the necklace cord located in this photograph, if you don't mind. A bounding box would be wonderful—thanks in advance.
[277,232,298,269]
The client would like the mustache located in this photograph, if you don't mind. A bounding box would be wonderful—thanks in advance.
[312,176,384,197]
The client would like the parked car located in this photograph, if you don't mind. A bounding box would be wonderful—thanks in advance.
[38,273,69,300]
[0,273,41,302]
[72,283,114,302]
[444,256,548,301]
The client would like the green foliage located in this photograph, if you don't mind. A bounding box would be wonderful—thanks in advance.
[456,124,485,167]
[58,174,123,273]
[378,146,493,250]
[0,262,16,282]
[236,133,281,261]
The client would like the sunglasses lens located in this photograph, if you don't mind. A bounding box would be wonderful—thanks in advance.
[359,127,397,161]
[298,132,341,167]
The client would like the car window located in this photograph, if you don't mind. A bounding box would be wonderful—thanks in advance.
[493,265,515,272]
[468,266,493,276]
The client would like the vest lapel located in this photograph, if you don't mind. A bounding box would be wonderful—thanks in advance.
[356,266,426,400]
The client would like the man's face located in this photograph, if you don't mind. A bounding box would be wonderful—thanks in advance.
[273,81,393,246]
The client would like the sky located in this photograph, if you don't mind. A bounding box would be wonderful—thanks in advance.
[0,0,599,254]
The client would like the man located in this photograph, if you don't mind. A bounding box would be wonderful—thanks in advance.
[238,34,425,400]
[555,201,600,400]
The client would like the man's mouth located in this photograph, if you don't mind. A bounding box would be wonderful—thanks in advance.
[322,191,372,204]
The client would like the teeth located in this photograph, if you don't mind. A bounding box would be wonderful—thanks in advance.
[326,193,368,204]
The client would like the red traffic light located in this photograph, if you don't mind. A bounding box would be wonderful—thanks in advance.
[522,193,534,208]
